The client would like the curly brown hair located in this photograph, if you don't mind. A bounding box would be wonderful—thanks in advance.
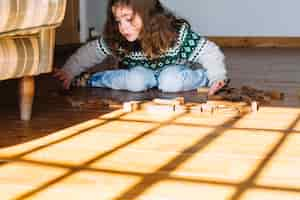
[103,0,188,59]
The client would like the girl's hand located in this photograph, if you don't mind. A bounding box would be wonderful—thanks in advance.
[208,80,226,95]
[53,68,72,90]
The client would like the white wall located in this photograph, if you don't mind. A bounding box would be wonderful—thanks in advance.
[82,0,300,38]
[162,0,300,37]
[79,0,107,42]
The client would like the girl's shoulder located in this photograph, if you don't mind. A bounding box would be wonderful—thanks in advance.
[96,36,113,56]
[172,22,207,53]
[175,22,204,44]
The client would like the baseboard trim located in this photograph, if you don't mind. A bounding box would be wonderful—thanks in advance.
[208,37,300,48]
[55,37,300,54]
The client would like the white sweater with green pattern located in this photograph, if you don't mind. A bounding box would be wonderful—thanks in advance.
[62,23,227,86]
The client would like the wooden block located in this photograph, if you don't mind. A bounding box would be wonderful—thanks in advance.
[205,100,254,115]
[207,95,225,101]
[145,104,175,113]
[251,101,259,112]
[174,103,203,113]
[214,105,240,116]
[265,90,284,100]
[241,95,253,104]
[201,103,214,113]
[174,105,187,112]
[152,97,184,105]
[188,105,203,113]
[175,97,185,105]
[207,100,248,107]
[123,102,133,112]
[239,105,252,114]
[65,96,84,108]
[197,87,209,94]
[104,100,122,109]
[123,101,141,112]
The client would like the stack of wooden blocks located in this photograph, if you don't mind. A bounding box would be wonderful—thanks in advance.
[122,85,284,117]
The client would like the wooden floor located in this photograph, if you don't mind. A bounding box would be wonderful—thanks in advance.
[0,48,300,199]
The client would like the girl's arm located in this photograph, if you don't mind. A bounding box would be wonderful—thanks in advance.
[194,39,228,87]
[60,39,109,81]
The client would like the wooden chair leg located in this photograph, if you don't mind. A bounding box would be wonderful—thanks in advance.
[19,76,35,121]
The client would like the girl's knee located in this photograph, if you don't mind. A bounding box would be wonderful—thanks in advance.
[158,65,185,92]
[158,65,208,92]
[126,67,156,92]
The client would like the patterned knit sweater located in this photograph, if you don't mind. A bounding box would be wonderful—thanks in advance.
[62,23,227,85]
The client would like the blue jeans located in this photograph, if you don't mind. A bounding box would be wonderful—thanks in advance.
[88,65,209,92]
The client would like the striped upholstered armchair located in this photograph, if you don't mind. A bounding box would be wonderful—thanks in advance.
[0,0,67,120]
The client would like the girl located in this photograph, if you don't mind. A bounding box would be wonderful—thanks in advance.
[54,0,228,95]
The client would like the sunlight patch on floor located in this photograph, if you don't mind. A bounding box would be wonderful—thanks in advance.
[255,132,300,188]
[0,161,68,200]
[240,189,300,200]
[138,180,236,200]
[22,120,157,165]
[22,170,141,200]
[0,119,107,158]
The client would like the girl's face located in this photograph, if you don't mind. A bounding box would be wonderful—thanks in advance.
[112,5,143,42]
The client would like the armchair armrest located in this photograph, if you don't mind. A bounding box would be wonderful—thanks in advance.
[0,0,67,36]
